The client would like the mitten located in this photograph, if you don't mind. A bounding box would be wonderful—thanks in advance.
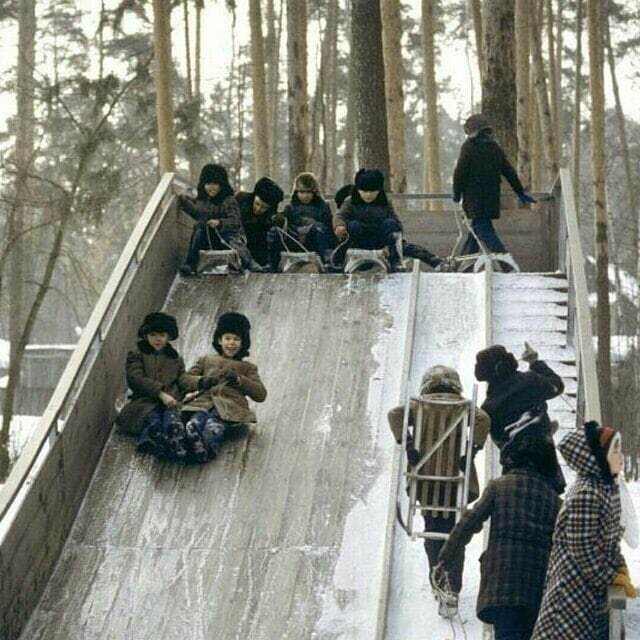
[612,567,638,598]
[198,375,218,391]
[406,448,421,466]
[272,213,286,228]
[518,191,537,205]
[225,370,241,387]
[520,341,538,364]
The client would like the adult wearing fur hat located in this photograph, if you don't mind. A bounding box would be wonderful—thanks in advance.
[388,365,490,613]
[334,182,443,269]
[333,169,404,269]
[267,172,334,270]
[532,423,635,640]
[236,177,285,267]
[476,342,566,494]
[180,312,266,461]
[177,163,260,274]
[453,114,536,260]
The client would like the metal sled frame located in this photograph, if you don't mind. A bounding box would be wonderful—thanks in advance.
[400,388,477,541]
[197,249,242,274]
[343,232,407,274]
[445,205,521,274]
[279,251,324,273]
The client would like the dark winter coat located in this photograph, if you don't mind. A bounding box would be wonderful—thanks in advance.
[482,360,564,448]
[116,342,187,436]
[438,468,561,624]
[532,430,624,640]
[453,133,525,219]
[280,195,332,243]
[387,392,491,517]
[179,193,244,237]
[181,353,267,423]
[236,191,279,265]
[333,195,402,232]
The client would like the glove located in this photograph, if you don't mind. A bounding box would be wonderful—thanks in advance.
[335,226,348,241]
[612,567,638,598]
[224,370,241,387]
[272,213,286,228]
[198,375,218,391]
[518,191,537,205]
[406,448,421,466]
[520,341,538,364]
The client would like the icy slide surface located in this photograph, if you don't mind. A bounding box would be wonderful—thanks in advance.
[20,273,413,640]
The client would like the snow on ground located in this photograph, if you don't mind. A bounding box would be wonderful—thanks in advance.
[621,480,640,636]
[0,338,8,369]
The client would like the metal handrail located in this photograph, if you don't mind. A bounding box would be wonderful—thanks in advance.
[0,172,177,527]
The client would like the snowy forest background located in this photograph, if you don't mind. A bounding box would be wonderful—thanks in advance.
[0,0,639,480]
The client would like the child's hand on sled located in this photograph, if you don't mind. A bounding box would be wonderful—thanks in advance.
[159,391,177,408]
[613,565,638,598]
[335,226,348,241]
[406,447,421,466]
[224,370,241,387]
[183,391,201,403]
[198,375,219,391]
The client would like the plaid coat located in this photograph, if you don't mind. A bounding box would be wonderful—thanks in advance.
[438,468,561,624]
[532,430,624,640]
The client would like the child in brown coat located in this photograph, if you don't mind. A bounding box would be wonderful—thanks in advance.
[181,312,267,462]
[116,312,189,460]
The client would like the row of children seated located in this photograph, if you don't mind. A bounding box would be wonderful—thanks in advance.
[389,344,636,639]
[177,114,537,275]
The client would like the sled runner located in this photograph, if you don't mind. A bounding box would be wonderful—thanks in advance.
[398,388,478,540]
[198,227,243,274]
[274,225,325,273]
[343,233,407,274]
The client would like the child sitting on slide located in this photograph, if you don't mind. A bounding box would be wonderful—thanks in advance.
[180,313,267,462]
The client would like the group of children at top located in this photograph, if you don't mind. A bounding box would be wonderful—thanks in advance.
[388,344,636,640]
[177,113,537,275]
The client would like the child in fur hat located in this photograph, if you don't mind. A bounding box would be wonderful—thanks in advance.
[267,172,334,270]
[333,169,404,269]
[475,342,566,494]
[116,312,189,460]
[236,177,285,267]
[452,114,536,259]
[532,423,636,640]
[180,312,267,462]
[177,164,261,275]
[388,365,490,615]
[334,183,442,269]
[436,433,562,639]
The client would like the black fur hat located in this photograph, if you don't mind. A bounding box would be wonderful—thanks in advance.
[354,168,385,192]
[138,312,179,341]
[253,177,284,206]
[475,345,518,382]
[334,183,354,209]
[212,312,251,359]
[197,163,234,201]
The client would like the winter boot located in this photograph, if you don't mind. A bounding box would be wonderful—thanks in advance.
[179,263,197,277]
[437,593,458,619]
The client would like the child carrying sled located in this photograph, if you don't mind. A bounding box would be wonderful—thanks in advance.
[116,312,190,460]
[181,313,267,462]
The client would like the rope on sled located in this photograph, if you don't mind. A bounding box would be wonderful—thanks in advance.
[430,566,469,640]
[276,220,310,254]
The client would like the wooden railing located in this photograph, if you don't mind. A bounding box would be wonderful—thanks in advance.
[0,173,180,639]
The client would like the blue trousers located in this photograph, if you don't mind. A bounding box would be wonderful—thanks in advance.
[184,408,232,462]
[461,218,507,255]
[137,407,186,459]
[493,607,536,640]
[346,219,400,251]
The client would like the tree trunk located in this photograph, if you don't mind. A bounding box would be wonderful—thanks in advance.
[324,0,339,191]
[587,0,612,423]
[266,0,278,179]
[555,0,563,154]
[152,0,176,173]
[515,0,531,187]
[545,0,560,149]
[342,12,357,185]
[380,0,407,193]
[249,0,271,178]
[286,0,308,182]
[195,0,202,97]
[529,0,559,182]
[421,0,442,198]
[530,72,544,191]
[183,0,193,100]
[572,0,583,210]
[352,0,390,180]
[481,0,517,164]
[470,0,484,81]
[1,0,36,476]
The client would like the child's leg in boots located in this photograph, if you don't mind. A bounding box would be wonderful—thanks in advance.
[423,514,464,594]
[199,409,230,458]
[183,411,211,463]
[137,408,167,456]
[492,607,536,640]
[162,409,188,461]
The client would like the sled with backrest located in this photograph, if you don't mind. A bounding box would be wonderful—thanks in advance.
[197,226,243,274]
[343,232,408,274]
[273,223,325,273]
[437,205,520,274]
[399,388,478,540]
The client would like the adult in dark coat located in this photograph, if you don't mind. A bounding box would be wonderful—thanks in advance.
[177,164,259,274]
[532,423,634,640]
[475,343,566,494]
[237,177,284,266]
[437,435,562,640]
[335,183,442,269]
[452,114,535,256]
[267,172,334,270]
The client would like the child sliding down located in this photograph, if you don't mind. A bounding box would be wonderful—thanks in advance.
[180,313,267,462]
